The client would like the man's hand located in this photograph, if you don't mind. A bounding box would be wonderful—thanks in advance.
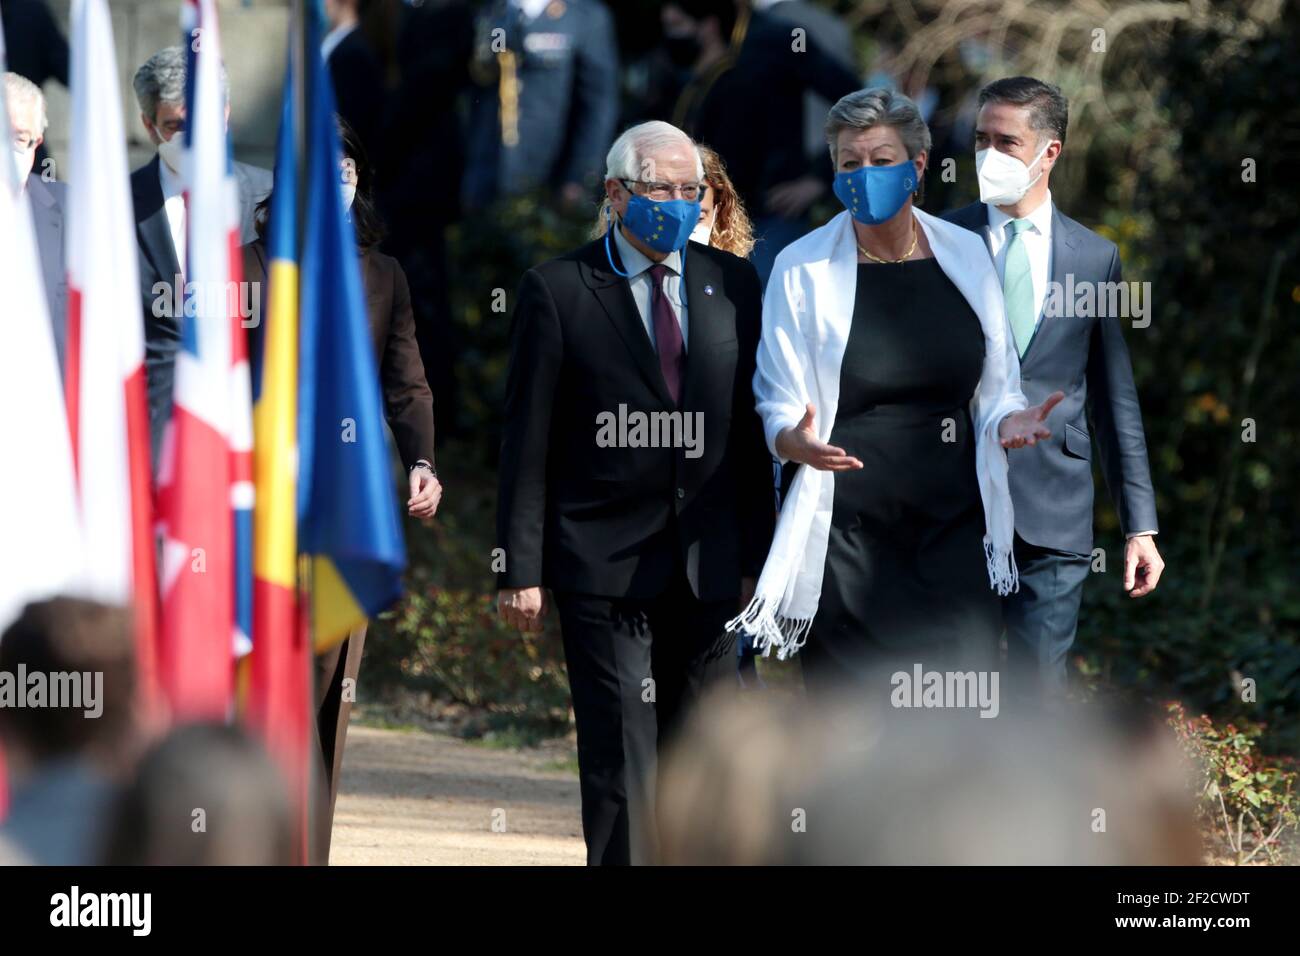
[775,404,863,471]
[765,176,825,219]
[1124,534,1164,598]
[408,465,442,519]
[999,391,1065,449]
[498,586,548,633]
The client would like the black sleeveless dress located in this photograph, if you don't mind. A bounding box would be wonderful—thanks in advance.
[800,259,1002,690]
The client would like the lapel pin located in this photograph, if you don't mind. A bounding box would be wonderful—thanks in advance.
[704,284,714,296]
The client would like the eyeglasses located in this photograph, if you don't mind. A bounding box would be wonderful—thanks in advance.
[620,178,709,202]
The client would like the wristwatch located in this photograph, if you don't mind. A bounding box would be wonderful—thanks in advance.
[410,459,436,477]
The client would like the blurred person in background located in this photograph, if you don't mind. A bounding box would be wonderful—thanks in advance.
[463,0,619,212]
[657,688,1202,865]
[944,77,1162,702]
[322,0,390,164]
[5,72,67,377]
[130,45,274,471]
[0,598,141,866]
[496,120,774,865]
[735,87,1061,686]
[102,722,294,866]
[376,0,475,440]
[662,0,860,285]
[245,116,440,862]
[0,0,67,175]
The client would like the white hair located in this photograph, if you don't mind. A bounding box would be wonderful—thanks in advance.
[604,120,703,184]
[132,45,230,122]
[4,72,47,132]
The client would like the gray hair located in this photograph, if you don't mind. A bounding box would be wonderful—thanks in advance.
[132,45,229,123]
[825,87,932,166]
[4,72,47,132]
[605,120,703,184]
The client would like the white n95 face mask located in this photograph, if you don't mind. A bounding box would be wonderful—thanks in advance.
[690,219,712,245]
[157,135,184,175]
[975,140,1051,206]
[341,182,356,212]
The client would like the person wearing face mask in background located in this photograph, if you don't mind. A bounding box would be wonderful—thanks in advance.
[943,77,1162,703]
[4,72,67,380]
[129,46,274,472]
[734,88,1064,690]
[243,116,440,864]
[496,121,773,865]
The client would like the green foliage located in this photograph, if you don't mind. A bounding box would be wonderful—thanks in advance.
[1072,5,1300,754]
[1166,701,1298,865]
[363,440,571,740]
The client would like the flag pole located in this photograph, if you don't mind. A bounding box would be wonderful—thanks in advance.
[291,0,312,867]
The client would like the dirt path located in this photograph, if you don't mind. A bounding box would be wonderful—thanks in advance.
[329,724,585,865]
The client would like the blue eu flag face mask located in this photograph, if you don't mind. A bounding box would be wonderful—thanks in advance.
[621,194,701,254]
[833,160,917,225]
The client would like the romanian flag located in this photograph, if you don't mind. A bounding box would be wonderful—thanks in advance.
[247,1,405,848]
[247,51,309,817]
[296,2,405,652]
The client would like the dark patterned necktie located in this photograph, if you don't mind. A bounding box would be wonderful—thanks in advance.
[648,263,684,405]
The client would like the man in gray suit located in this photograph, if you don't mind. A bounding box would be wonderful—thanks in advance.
[129,46,272,469]
[6,72,66,375]
[945,76,1164,699]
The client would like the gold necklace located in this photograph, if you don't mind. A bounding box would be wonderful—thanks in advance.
[857,220,918,264]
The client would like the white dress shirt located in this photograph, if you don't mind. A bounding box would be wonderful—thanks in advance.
[612,225,689,354]
[159,156,186,279]
[321,21,357,60]
[985,190,1054,334]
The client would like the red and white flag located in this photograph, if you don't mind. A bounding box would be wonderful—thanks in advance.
[155,0,250,719]
[0,22,83,632]
[65,0,159,704]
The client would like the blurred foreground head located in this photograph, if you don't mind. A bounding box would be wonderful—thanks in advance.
[103,723,294,866]
[658,683,1202,865]
[0,597,138,774]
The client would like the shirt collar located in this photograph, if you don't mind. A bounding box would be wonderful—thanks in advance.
[321,22,358,60]
[988,189,1054,238]
[158,154,184,201]
[612,223,682,279]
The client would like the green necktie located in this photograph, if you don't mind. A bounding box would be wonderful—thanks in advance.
[1003,218,1036,357]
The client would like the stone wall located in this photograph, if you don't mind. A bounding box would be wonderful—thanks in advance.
[38,0,289,175]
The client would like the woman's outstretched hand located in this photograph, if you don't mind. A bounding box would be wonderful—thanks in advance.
[999,391,1065,449]
[775,403,864,471]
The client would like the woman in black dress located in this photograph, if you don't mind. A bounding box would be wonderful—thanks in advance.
[732,88,1062,689]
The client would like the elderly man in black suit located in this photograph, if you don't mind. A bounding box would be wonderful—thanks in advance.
[6,72,66,375]
[128,45,273,471]
[944,76,1164,700]
[496,120,774,865]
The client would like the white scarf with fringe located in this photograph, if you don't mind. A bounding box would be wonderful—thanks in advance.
[727,207,1027,659]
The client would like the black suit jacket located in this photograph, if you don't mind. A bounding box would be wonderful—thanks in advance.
[497,237,774,602]
[944,201,1158,554]
[131,156,182,471]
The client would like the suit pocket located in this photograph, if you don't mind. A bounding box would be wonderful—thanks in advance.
[1063,422,1091,460]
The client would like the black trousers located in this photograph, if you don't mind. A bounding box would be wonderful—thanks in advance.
[553,570,736,866]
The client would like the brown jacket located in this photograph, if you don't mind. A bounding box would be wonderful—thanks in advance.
[242,239,436,469]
